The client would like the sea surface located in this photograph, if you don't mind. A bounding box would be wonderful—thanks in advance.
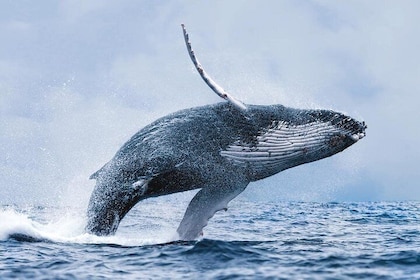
[1,199,419,279]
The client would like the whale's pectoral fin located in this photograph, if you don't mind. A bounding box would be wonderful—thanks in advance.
[181,24,246,111]
[176,181,248,241]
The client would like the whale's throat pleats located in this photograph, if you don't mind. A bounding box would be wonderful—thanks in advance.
[220,121,339,180]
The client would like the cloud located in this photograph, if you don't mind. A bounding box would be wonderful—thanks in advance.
[1,1,419,205]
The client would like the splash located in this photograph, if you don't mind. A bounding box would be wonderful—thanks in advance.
[0,206,177,246]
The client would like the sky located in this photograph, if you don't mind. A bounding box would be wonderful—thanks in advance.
[1,0,419,206]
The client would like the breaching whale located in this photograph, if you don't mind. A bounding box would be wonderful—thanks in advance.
[86,25,366,240]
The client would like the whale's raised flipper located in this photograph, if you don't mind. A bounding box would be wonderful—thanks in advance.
[181,24,246,111]
[177,180,248,240]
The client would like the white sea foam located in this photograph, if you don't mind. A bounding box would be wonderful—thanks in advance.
[0,208,44,241]
[0,206,177,246]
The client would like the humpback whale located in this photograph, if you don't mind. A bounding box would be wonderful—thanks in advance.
[86,25,366,240]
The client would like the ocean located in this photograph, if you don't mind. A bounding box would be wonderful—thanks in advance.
[1,198,419,279]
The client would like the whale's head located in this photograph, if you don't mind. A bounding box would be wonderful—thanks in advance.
[221,105,367,180]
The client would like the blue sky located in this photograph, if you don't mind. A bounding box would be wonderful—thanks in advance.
[1,1,419,205]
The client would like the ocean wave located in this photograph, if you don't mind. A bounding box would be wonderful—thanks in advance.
[1,201,419,279]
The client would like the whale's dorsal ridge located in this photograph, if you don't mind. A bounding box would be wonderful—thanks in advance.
[181,24,247,111]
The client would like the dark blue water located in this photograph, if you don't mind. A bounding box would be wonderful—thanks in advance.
[1,200,419,279]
